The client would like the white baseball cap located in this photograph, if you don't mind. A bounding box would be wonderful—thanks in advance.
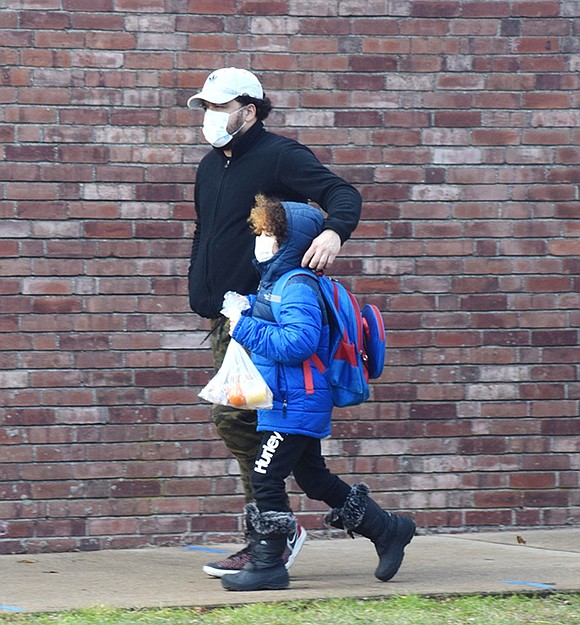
[187,67,264,109]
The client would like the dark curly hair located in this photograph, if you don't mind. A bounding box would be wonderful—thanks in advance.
[235,94,273,121]
[248,194,287,243]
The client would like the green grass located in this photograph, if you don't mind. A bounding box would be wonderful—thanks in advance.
[1,595,580,625]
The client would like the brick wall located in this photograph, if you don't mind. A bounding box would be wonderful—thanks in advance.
[1,1,579,554]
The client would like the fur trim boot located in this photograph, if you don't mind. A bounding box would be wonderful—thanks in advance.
[221,504,297,591]
[326,483,416,582]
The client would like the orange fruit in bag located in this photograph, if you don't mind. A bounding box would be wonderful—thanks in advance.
[227,382,246,407]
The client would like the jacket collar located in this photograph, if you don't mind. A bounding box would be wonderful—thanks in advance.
[213,121,265,160]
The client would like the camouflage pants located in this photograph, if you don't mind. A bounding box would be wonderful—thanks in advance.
[210,317,261,503]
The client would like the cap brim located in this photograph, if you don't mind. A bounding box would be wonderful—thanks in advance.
[186,94,203,109]
[187,90,235,109]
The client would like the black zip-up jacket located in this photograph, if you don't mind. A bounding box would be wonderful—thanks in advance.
[188,121,362,318]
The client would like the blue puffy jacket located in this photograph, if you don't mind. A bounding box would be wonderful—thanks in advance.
[232,202,333,438]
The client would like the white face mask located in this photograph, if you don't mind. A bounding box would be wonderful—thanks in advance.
[254,233,277,263]
[202,107,246,148]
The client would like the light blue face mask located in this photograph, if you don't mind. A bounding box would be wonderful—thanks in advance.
[202,107,246,148]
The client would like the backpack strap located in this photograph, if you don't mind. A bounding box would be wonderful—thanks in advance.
[302,354,326,395]
[271,268,325,322]
[302,359,314,394]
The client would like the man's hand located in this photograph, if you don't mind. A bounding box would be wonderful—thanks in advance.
[301,229,342,272]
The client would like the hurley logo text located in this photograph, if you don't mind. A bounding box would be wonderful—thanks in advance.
[254,432,284,475]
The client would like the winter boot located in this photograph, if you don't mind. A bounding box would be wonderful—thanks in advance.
[204,505,307,577]
[221,504,296,591]
[326,483,415,582]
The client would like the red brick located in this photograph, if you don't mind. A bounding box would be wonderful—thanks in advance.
[349,55,398,72]
[188,0,237,12]
[71,13,124,30]
[434,111,481,127]
[411,1,460,18]
[472,129,519,145]
[523,490,571,507]
[463,2,510,17]
[512,1,561,17]
[5,145,56,162]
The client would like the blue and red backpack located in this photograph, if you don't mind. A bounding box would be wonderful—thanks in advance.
[271,269,386,407]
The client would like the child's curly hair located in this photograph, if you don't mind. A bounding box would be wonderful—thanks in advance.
[248,194,288,243]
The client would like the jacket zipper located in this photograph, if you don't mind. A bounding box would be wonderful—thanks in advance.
[279,364,288,417]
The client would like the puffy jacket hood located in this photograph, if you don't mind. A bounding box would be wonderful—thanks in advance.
[257,202,324,287]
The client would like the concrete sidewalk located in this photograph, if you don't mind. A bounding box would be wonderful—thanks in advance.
[0,528,578,613]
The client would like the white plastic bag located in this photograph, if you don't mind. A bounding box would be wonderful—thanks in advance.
[199,339,273,410]
[220,291,250,321]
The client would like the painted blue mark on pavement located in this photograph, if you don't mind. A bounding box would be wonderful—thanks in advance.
[501,580,556,590]
[183,546,230,554]
[0,606,25,613]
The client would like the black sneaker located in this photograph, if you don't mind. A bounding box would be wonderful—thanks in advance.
[203,544,252,577]
[203,524,307,578]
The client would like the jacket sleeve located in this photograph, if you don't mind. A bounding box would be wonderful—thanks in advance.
[275,142,362,244]
[232,282,322,365]
[190,166,203,267]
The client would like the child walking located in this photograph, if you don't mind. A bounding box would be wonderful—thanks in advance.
[222,195,415,592]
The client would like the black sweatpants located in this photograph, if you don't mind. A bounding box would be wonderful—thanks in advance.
[250,430,352,513]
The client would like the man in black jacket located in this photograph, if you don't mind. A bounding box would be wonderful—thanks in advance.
[187,67,362,577]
